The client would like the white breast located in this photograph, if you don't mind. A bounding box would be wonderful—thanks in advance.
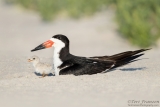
[51,38,65,76]
[53,51,63,76]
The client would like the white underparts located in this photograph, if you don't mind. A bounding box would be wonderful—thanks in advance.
[50,38,65,76]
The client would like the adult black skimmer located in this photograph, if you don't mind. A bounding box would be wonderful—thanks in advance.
[31,34,150,76]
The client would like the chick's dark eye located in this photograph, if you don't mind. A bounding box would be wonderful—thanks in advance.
[33,58,35,60]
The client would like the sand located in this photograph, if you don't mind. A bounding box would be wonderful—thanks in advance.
[0,1,160,107]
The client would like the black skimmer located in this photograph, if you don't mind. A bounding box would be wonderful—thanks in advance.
[31,34,150,76]
[28,55,53,77]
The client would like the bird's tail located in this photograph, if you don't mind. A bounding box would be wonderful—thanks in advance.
[111,54,143,70]
[109,49,150,70]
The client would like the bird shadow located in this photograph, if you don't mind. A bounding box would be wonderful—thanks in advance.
[34,72,55,76]
[119,67,147,71]
[106,67,147,73]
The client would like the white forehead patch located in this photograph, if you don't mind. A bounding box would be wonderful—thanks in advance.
[50,38,65,48]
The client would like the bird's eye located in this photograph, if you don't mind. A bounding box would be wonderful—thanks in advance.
[33,58,35,60]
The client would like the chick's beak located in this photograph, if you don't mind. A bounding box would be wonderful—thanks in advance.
[28,59,32,62]
[31,40,54,52]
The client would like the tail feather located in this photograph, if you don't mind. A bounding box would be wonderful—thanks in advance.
[90,49,150,61]
[106,48,150,71]
[90,49,150,71]
[107,49,150,61]
[111,54,144,69]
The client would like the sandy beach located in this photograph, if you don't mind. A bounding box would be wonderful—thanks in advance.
[0,1,160,107]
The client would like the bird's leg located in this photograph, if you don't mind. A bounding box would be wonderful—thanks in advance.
[40,73,45,78]
[42,73,46,77]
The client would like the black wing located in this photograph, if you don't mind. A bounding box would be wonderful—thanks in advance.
[59,49,150,75]
[89,56,109,61]
[59,56,115,76]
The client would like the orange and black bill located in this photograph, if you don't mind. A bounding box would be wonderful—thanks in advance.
[31,40,54,52]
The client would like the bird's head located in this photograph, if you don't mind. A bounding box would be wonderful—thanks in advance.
[28,55,40,64]
[31,34,69,52]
